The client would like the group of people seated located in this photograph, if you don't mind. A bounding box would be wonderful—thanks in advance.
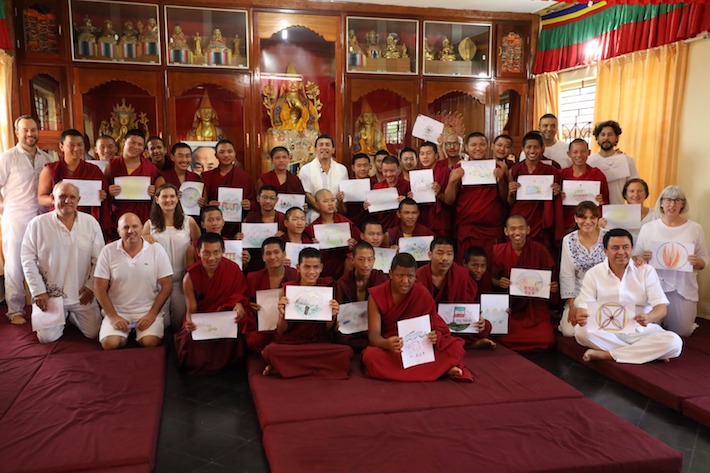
[2,112,707,382]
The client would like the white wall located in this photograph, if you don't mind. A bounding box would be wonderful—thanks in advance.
[677,36,710,315]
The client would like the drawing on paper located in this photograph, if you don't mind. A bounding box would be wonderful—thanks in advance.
[595,302,630,333]
[657,242,689,270]
[293,289,327,320]
[514,271,543,296]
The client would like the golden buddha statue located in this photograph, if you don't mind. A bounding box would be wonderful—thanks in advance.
[439,37,456,61]
[233,34,241,56]
[194,32,203,56]
[98,99,149,152]
[364,30,380,58]
[348,29,362,55]
[424,38,435,61]
[263,63,321,132]
[353,99,387,156]
[383,34,401,59]
[187,91,225,142]
[207,28,228,52]
[77,16,97,43]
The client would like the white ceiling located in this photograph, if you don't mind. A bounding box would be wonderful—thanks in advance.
[311,0,557,14]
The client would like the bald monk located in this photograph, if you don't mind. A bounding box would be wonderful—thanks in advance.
[174,232,251,375]
[246,237,298,353]
[416,237,494,349]
[262,247,354,379]
[492,215,558,351]
[385,198,433,247]
[365,155,410,232]
[362,253,473,382]
[304,189,359,280]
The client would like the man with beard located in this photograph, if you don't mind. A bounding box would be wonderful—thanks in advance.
[587,120,640,204]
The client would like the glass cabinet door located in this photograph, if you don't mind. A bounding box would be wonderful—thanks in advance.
[425,81,490,139]
[423,21,490,77]
[346,17,418,75]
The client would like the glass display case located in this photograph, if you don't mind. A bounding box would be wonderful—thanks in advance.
[16,0,63,58]
[164,6,248,68]
[423,21,490,77]
[69,0,161,65]
[346,17,418,74]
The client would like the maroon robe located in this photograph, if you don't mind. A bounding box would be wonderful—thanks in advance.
[46,159,110,234]
[416,263,492,343]
[453,161,506,264]
[202,165,257,238]
[174,258,251,375]
[304,213,360,281]
[261,281,353,379]
[242,210,287,273]
[472,275,493,302]
[362,281,473,382]
[386,223,433,247]
[372,177,410,232]
[492,240,556,352]
[280,232,314,245]
[334,268,389,351]
[418,160,453,237]
[559,166,609,231]
[259,170,305,195]
[245,266,299,353]
[160,168,202,188]
[510,161,564,254]
[342,177,375,230]
[107,156,160,229]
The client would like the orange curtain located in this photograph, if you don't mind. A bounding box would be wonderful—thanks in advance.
[0,50,12,152]
[533,72,560,127]
[593,41,688,203]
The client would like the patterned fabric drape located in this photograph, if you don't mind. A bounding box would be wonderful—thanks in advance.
[0,0,9,50]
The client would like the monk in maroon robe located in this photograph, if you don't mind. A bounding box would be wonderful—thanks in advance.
[156,141,202,189]
[444,132,508,264]
[385,198,433,247]
[559,139,609,230]
[304,189,359,281]
[105,130,161,234]
[240,185,286,273]
[416,237,494,348]
[246,237,298,353]
[257,146,306,195]
[262,247,353,379]
[464,246,493,299]
[174,233,251,375]
[368,156,410,232]
[417,142,453,237]
[492,215,558,352]
[362,253,473,382]
[201,139,257,238]
[337,153,374,230]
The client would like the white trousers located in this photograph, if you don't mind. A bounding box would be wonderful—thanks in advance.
[36,300,102,344]
[664,290,697,337]
[3,215,32,316]
[574,323,682,364]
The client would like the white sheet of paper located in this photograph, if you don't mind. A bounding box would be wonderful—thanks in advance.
[276,193,306,213]
[650,241,694,273]
[585,301,636,334]
[367,187,400,213]
[438,303,480,333]
[114,176,151,200]
[284,285,334,322]
[562,180,601,206]
[373,247,398,273]
[509,268,552,299]
[31,297,65,331]
[256,288,281,331]
[179,181,204,216]
[412,114,444,142]
[481,294,509,335]
[516,175,554,201]
[86,160,108,173]
[409,169,435,204]
[190,311,238,340]
[223,240,243,269]
[338,301,369,334]
[595,154,631,182]
[313,223,351,249]
[218,187,243,222]
[285,242,320,268]
[461,160,496,186]
[398,236,434,262]
[397,314,435,369]
[339,179,371,202]
[602,204,641,230]
[63,179,102,207]
[241,223,278,249]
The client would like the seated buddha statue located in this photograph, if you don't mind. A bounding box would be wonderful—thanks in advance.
[187,91,225,142]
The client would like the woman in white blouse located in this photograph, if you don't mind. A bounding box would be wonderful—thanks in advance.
[143,183,201,331]
[635,186,708,336]
[622,178,659,243]
[559,201,607,336]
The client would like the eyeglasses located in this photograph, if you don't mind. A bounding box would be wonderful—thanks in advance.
[662,198,685,204]
[444,142,460,148]
[259,195,278,201]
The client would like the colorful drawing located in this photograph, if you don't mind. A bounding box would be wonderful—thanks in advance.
[652,241,694,272]
[285,286,333,321]
[399,236,434,262]
[595,302,631,333]
[461,160,496,186]
[515,271,543,295]
[397,314,435,369]
[438,303,480,333]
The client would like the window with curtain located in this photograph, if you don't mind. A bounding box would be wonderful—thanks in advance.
[558,72,596,145]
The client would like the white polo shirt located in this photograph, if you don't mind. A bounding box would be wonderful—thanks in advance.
[94,239,173,315]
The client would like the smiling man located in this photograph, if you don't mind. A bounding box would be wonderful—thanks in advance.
[588,120,640,204]
[298,134,349,223]
[519,114,572,169]
[573,228,682,364]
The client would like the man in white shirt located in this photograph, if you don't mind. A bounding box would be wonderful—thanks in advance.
[574,228,682,364]
[519,114,572,169]
[0,115,54,324]
[21,182,104,343]
[298,134,349,223]
[94,212,173,350]
[587,120,640,204]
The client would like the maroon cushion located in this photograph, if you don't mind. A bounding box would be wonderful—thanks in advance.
[682,396,710,428]
[0,356,44,418]
[0,316,54,359]
[249,346,582,429]
[262,398,682,473]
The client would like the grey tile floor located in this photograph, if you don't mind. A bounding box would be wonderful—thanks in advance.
[155,348,710,473]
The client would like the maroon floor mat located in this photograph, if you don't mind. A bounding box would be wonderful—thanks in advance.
[262,398,682,473]
[248,345,582,429]
[682,396,710,428]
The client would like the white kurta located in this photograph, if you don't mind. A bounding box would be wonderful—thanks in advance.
[574,259,681,363]
[587,153,639,205]
[298,158,349,223]
[0,144,54,316]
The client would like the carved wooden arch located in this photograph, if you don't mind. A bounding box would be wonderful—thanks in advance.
[83,79,152,97]
[170,75,248,99]
[495,81,526,97]
[256,13,338,43]
[425,81,489,106]
[78,72,158,96]
[25,69,63,84]
[349,82,415,104]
